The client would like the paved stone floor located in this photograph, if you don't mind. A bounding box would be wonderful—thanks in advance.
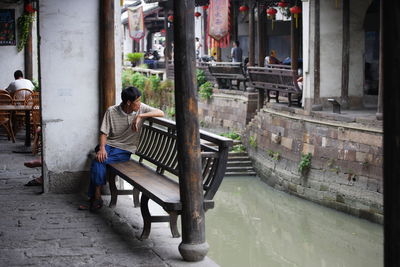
[0,134,217,266]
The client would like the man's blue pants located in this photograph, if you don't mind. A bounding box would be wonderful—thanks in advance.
[88,144,131,198]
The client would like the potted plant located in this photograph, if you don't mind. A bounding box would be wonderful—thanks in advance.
[126,52,144,67]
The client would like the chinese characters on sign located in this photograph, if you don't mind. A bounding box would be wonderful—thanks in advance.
[0,9,16,46]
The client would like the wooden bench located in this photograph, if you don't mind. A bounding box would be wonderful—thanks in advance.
[247,66,302,107]
[106,117,232,239]
[208,62,247,90]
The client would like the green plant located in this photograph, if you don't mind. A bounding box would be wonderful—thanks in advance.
[199,81,213,100]
[122,69,134,88]
[232,144,246,152]
[166,106,175,118]
[220,132,241,140]
[130,72,147,92]
[126,52,144,63]
[196,69,207,87]
[249,136,257,148]
[17,13,35,52]
[267,149,280,161]
[149,75,161,92]
[298,153,312,174]
[32,79,40,92]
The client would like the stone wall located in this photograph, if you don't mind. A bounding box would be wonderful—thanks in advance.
[244,106,383,224]
[198,89,258,133]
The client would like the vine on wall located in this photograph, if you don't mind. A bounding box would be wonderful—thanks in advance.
[17,5,36,52]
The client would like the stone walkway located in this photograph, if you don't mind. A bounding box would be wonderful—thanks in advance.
[0,135,217,266]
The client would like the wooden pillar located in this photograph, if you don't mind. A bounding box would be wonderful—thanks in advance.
[24,24,33,80]
[384,1,400,266]
[231,0,238,44]
[24,0,33,80]
[203,7,208,55]
[376,0,383,120]
[313,0,321,106]
[248,0,256,66]
[340,0,350,108]
[173,0,208,262]
[100,0,116,116]
[161,1,173,61]
[257,2,266,67]
[290,14,300,71]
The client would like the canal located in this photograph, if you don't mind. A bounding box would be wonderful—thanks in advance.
[206,176,383,267]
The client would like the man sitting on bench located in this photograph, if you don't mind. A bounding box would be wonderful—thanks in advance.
[80,87,164,211]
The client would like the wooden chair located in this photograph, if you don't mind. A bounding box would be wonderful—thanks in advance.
[0,89,10,95]
[25,91,40,106]
[12,88,33,132]
[0,94,15,142]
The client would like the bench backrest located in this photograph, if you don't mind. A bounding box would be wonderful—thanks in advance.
[208,62,246,78]
[135,117,233,200]
[247,66,300,92]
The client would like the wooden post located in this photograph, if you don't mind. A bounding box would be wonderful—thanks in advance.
[340,0,350,108]
[100,0,116,116]
[376,0,383,120]
[313,0,321,107]
[173,0,208,262]
[231,1,238,45]
[24,23,33,80]
[290,13,300,72]
[257,2,266,67]
[161,0,173,61]
[384,1,400,265]
[248,0,256,66]
[203,7,208,55]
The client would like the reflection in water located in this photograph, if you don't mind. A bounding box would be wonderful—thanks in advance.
[206,177,383,267]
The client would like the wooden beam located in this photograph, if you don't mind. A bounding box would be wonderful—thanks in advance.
[290,13,300,71]
[340,0,350,108]
[24,0,33,80]
[313,0,321,105]
[100,0,116,116]
[257,2,266,67]
[376,0,383,120]
[248,0,256,66]
[384,1,400,266]
[173,0,208,262]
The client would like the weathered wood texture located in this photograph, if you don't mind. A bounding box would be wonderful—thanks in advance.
[248,0,256,66]
[100,0,116,116]
[290,14,300,71]
[384,1,400,266]
[208,62,247,90]
[257,2,266,67]
[173,0,207,261]
[248,66,301,107]
[376,0,383,120]
[24,22,33,80]
[313,0,320,104]
[340,0,349,106]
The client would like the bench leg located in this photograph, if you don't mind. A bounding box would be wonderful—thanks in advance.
[108,172,118,208]
[276,91,280,103]
[169,211,181,238]
[267,90,271,102]
[288,93,292,107]
[139,194,151,240]
[133,188,140,208]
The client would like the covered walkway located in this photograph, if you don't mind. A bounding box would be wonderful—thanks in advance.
[0,135,217,266]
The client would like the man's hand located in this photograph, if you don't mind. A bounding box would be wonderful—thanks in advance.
[96,147,107,163]
[131,115,143,132]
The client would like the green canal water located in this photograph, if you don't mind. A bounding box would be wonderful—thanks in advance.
[206,177,383,267]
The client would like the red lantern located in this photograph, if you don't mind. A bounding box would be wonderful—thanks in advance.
[24,3,35,13]
[239,5,249,12]
[203,5,208,10]
[266,8,278,30]
[278,1,288,8]
[160,29,166,33]
[290,6,302,28]
[168,15,174,22]
[195,11,201,18]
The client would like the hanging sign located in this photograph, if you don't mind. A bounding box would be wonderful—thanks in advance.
[128,6,145,41]
[208,0,230,47]
[0,9,16,46]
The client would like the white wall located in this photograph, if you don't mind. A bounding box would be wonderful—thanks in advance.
[0,3,25,88]
[40,0,100,192]
[320,0,372,99]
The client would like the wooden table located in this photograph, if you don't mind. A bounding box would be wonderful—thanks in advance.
[0,105,33,152]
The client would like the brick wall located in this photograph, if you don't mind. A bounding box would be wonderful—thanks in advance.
[244,107,383,224]
[198,89,258,133]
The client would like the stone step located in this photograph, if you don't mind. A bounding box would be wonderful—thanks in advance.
[228,156,251,162]
[225,171,257,176]
[228,152,249,157]
[226,166,255,171]
[227,161,253,167]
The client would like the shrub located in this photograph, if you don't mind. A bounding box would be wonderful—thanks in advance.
[196,69,207,87]
[232,144,246,152]
[126,52,144,63]
[249,136,257,148]
[298,153,312,174]
[199,81,213,100]
[220,132,241,140]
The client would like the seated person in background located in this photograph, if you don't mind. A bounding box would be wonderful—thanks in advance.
[80,87,164,211]
[5,70,34,96]
[264,50,281,65]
